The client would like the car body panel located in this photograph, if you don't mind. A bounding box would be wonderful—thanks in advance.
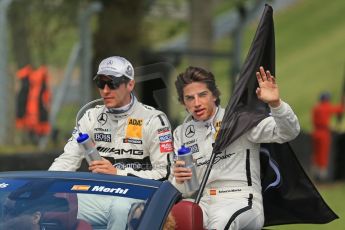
[0,171,182,230]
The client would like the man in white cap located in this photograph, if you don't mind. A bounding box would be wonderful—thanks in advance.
[49,56,173,229]
[49,56,172,178]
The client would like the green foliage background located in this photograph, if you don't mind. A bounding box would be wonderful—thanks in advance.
[169,0,345,132]
[260,0,345,132]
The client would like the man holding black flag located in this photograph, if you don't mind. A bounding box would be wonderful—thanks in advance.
[172,4,338,229]
[172,65,300,229]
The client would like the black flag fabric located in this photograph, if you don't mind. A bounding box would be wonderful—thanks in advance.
[260,142,337,226]
[213,4,338,226]
[213,4,275,154]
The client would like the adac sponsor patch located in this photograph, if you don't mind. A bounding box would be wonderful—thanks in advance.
[71,185,91,191]
[160,141,173,153]
[159,133,172,142]
[157,127,170,134]
[123,138,143,144]
[126,118,143,139]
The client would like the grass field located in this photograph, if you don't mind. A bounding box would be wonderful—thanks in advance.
[256,0,345,132]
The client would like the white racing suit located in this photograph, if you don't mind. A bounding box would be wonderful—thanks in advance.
[172,101,300,230]
[49,97,173,229]
[49,97,172,179]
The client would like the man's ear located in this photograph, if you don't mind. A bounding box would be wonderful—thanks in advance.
[32,211,41,224]
[127,80,135,91]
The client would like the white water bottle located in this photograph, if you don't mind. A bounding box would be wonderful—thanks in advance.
[178,145,199,192]
[77,133,102,165]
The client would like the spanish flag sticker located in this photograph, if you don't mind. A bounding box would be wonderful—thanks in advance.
[126,118,143,139]
[209,189,217,196]
[71,185,91,191]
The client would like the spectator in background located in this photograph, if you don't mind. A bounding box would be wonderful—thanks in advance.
[312,91,344,182]
[15,65,51,144]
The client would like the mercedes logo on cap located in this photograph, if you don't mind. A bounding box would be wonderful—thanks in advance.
[185,125,195,138]
[126,65,133,76]
[97,113,108,125]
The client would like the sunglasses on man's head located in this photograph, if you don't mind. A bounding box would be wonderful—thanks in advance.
[95,76,126,90]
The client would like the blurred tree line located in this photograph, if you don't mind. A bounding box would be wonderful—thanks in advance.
[6,0,255,148]
[9,0,148,70]
[6,0,216,146]
[8,0,246,75]
[7,0,158,148]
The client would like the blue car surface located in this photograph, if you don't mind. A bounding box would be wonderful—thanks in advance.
[0,171,182,230]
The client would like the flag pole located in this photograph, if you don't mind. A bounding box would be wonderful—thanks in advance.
[195,3,272,204]
[195,150,219,204]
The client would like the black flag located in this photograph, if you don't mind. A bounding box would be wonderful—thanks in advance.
[213,4,338,226]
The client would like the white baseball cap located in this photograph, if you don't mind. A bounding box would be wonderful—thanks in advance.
[94,56,134,80]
